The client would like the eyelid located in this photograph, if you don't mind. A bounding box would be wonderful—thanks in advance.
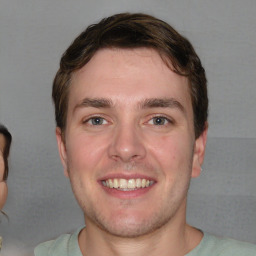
[146,114,174,125]
[82,114,109,125]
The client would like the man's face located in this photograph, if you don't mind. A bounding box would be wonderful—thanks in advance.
[0,134,8,209]
[57,48,207,237]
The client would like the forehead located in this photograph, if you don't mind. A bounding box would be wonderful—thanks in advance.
[69,48,191,110]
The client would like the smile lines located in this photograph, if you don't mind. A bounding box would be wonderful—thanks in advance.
[102,178,154,190]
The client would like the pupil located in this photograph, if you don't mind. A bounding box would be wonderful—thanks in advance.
[93,118,102,125]
[155,117,163,125]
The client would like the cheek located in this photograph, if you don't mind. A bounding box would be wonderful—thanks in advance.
[0,157,5,181]
[66,134,108,171]
[0,182,8,209]
[149,133,192,167]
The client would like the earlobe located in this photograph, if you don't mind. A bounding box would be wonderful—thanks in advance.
[191,124,208,178]
[56,127,69,178]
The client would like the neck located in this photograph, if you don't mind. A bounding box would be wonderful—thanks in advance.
[78,204,202,256]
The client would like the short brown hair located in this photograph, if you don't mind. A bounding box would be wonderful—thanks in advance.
[0,124,12,181]
[53,12,208,138]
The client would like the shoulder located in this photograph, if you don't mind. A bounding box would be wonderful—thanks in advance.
[34,227,83,256]
[191,232,256,256]
[34,233,72,256]
[215,236,256,255]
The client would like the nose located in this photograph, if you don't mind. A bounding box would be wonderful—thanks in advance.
[108,123,146,162]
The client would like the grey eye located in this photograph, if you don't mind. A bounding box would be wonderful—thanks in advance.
[152,117,168,125]
[90,117,104,125]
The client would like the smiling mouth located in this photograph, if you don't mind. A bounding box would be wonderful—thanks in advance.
[102,178,155,191]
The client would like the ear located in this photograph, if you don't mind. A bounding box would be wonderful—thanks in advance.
[191,123,208,178]
[56,127,69,178]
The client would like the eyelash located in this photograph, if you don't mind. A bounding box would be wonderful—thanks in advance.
[147,115,173,126]
[82,116,108,126]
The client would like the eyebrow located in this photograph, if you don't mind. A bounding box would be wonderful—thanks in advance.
[74,98,113,111]
[74,97,185,114]
[140,98,185,113]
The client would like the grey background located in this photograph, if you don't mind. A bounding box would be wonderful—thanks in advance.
[0,0,256,255]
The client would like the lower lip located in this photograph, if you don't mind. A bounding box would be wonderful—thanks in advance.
[100,183,155,199]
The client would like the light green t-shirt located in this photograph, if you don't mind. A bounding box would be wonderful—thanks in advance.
[34,227,256,256]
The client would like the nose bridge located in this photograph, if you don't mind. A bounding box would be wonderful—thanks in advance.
[108,119,146,162]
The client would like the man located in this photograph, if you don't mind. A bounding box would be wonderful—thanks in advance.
[35,13,256,256]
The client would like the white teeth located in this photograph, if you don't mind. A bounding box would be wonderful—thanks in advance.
[109,179,114,188]
[141,179,146,188]
[113,179,118,188]
[136,179,141,187]
[119,179,127,188]
[102,178,154,190]
[127,179,135,189]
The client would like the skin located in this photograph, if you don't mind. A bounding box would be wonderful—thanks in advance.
[0,134,8,209]
[56,48,208,256]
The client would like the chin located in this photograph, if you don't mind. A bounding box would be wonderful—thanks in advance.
[88,209,174,238]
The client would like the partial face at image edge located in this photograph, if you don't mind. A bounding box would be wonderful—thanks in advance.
[0,134,8,210]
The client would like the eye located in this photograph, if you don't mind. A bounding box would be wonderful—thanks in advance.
[149,116,171,125]
[85,117,107,125]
